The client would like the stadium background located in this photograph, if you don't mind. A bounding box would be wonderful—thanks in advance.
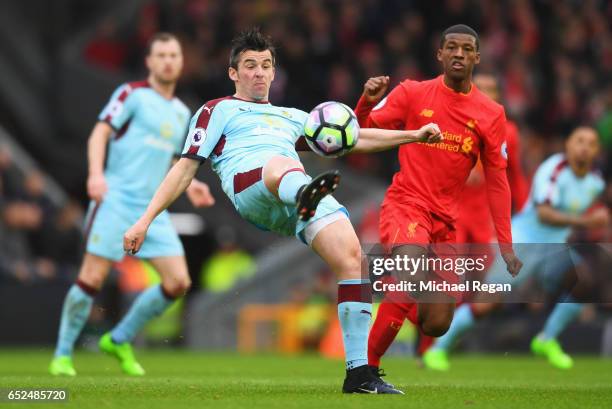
[1,0,611,357]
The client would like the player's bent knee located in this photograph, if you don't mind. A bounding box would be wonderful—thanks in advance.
[163,276,191,298]
[78,254,112,290]
[263,156,304,195]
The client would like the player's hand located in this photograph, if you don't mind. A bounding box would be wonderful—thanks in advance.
[186,180,215,208]
[363,76,390,103]
[123,219,150,255]
[501,252,522,277]
[416,123,443,143]
[582,207,610,228]
[87,173,108,203]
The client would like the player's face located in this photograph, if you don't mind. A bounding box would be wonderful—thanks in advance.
[229,49,275,101]
[146,39,183,84]
[473,74,499,101]
[566,127,600,169]
[437,34,480,82]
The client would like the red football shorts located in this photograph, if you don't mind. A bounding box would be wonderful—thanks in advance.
[379,200,462,299]
[379,200,456,247]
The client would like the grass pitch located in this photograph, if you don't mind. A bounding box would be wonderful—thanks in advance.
[1,349,611,408]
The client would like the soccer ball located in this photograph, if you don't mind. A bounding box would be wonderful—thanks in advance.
[303,101,360,157]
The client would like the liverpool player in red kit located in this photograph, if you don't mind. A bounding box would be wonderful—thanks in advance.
[416,73,530,362]
[354,25,523,376]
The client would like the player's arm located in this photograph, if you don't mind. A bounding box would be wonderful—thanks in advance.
[483,111,522,276]
[354,76,390,127]
[351,123,442,154]
[505,121,529,212]
[124,101,227,254]
[90,83,138,202]
[354,76,410,131]
[124,158,199,254]
[86,121,114,202]
[536,203,609,228]
[170,157,215,208]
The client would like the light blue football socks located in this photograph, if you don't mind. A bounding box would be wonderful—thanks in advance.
[338,279,372,370]
[54,284,94,357]
[110,284,174,344]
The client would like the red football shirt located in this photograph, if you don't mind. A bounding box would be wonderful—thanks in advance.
[355,75,513,246]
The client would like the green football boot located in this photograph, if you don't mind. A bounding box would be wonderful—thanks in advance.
[422,349,451,371]
[99,333,145,376]
[49,355,77,376]
[531,335,574,369]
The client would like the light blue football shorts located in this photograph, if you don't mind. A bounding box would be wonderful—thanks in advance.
[84,197,184,261]
[231,166,349,245]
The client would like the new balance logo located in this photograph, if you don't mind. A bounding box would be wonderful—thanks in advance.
[420,109,434,117]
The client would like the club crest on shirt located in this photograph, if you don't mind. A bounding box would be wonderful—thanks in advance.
[160,122,174,139]
[189,127,207,146]
[501,141,508,160]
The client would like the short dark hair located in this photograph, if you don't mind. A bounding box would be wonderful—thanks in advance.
[146,32,180,55]
[229,27,276,69]
[440,24,479,50]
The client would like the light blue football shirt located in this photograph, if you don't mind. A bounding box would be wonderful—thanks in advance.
[98,80,191,206]
[181,96,309,202]
[511,153,604,243]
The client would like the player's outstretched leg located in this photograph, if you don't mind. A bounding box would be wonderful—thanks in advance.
[368,301,414,381]
[263,155,340,222]
[531,300,582,369]
[49,254,111,376]
[101,256,190,376]
[311,218,403,394]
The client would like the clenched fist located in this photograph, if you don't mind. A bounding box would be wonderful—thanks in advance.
[363,76,390,103]
[416,123,443,144]
[123,218,149,255]
[501,252,523,277]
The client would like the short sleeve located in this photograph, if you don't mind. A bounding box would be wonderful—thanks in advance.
[368,81,410,130]
[481,109,508,170]
[532,160,561,207]
[182,101,229,161]
[175,108,191,156]
[98,84,138,130]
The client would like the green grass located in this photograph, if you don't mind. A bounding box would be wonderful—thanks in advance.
[1,350,611,408]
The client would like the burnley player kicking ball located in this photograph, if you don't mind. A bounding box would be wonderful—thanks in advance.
[354,24,523,377]
[123,28,443,395]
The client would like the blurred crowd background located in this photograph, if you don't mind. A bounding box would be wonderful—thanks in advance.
[81,0,612,179]
[1,0,611,352]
